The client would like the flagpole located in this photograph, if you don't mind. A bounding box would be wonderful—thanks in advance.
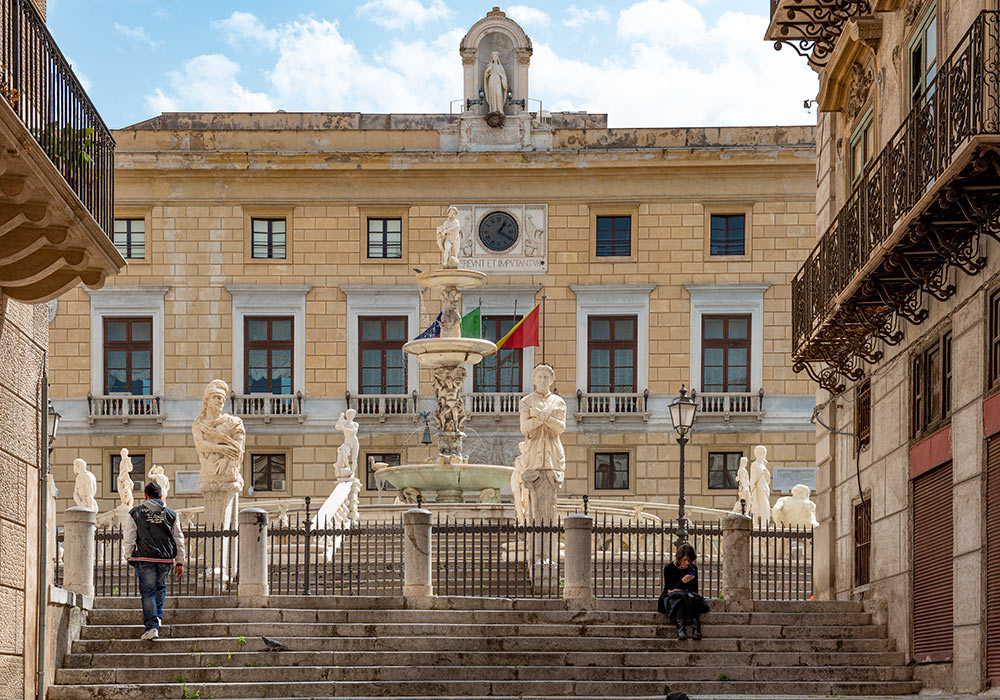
[541,293,546,365]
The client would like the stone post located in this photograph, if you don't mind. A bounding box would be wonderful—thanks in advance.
[403,508,432,603]
[721,513,752,610]
[63,507,96,598]
[563,514,592,609]
[238,508,268,605]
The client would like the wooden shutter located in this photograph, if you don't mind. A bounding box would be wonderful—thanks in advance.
[912,461,953,663]
[987,436,1000,684]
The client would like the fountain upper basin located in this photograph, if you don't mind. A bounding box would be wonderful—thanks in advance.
[403,337,497,367]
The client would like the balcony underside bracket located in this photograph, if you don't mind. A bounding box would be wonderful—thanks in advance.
[769,0,873,66]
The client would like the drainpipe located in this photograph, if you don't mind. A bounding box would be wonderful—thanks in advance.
[36,356,49,700]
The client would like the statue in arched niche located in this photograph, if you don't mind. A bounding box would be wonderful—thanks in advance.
[484,51,508,115]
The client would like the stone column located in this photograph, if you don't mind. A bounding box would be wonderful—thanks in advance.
[721,513,751,610]
[63,507,96,598]
[403,508,432,603]
[238,508,268,605]
[563,514,592,609]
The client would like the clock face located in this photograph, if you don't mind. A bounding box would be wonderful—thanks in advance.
[478,211,519,252]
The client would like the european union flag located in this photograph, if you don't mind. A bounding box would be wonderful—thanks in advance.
[415,313,442,339]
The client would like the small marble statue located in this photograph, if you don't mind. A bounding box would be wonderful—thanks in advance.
[515,364,567,524]
[192,379,246,528]
[771,484,819,528]
[732,456,751,515]
[510,440,529,524]
[333,409,360,479]
[436,206,462,268]
[748,445,772,528]
[116,448,134,510]
[72,458,98,512]
[483,51,508,114]
[148,465,170,499]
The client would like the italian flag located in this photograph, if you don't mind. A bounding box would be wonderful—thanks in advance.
[495,303,540,349]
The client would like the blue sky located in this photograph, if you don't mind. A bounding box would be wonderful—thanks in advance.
[46,0,819,130]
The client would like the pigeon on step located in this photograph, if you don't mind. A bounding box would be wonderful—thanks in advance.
[261,636,289,651]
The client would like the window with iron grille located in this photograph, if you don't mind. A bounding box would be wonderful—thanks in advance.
[245,317,293,395]
[854,499,871,587]
[359,316,407,394]
[989,288,1000,390]
[113,218,145,259]
[708,451,741,490]
[857,378,871,449]
[587,315,636,393]
[702,315,750,392]
[110,452,146,492]
[251,218,287,259]
[251,453,286,492]
[474,315,522,393]
[103,317,153,395]
[367,217,402,259]
[911,330,951,441]
[594,452,629,490]
[595,216,631,257]
[365,452,400,491]
[709,214,745,256]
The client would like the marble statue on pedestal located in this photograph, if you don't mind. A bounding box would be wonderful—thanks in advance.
[148,465,170,499]
[333,409,360,479]
[436,207,462,268]
[771,484,819,528]
[732,456,751,515]
[72,458,98,512]
[484,51,508,115]
[515,364,566,524]
[510,440,529,524]
[116,448,135,510]
[433,365,468,461]
[192,379,246,529]
[748,445,772,528]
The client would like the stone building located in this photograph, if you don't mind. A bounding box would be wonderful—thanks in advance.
[768,0,1000,692]
[48,10,817,521]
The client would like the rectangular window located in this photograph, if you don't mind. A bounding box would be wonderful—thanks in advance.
[251,218,287,259]
[367,217,403,259]
[251,453,286,492]
[594,452,629,490]
[854,499,871,587]
[113,218,145,259]
[110,452,146,492]
[365,452,401,491]
[709,214,746,256]
[245,317,293,395]
[702,314,751,392]
[359,316,407,394]
[911,331,951,440]
[991,289,1000,390]
[849,111,875,189]
[595,216,631,257]
[474,315,522,393]
[857,378,871,449]
[909,6,938,106]
[587,315,637,393]
[708,451,741,490]
[103,317,152,395]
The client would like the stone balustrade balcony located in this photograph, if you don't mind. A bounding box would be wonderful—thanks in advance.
[574,389,650,423]
[347,391,418,423]
[86,393,163,425]
[466,391,520,420]
[230,392,304,423]
[695,389,765,423]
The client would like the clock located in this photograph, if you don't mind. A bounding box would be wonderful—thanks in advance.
[478,211,519,252]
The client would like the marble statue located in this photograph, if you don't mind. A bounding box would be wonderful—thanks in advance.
[748,445,772,528]
[436,207,462,268]
[515,364,567,524]
[771,484,819,528]
[72,458,98,512]
[733,456,751,515]
[116,448,135,510]
[333,409,360,479]
[433,365,468,459]
[483,51,508,114]
[510,440,529,524]
[148,465,170,499]
[192,379,246,529]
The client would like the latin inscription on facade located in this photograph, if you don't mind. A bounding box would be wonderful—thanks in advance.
[457,203,547,274]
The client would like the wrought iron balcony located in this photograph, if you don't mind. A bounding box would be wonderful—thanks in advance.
[232,392,304,423]
[766,0,871,66]
[346,391,417,422]
[792,11,1000,392]
[86,393,163,425]
[575,389,650,422]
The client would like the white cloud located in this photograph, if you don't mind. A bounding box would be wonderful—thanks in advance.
[144,54,273,113]
[506,5,550,28]
[617,0,705,47]
[113,23,160,50]
[212,11,279,50]
[563,5,610,28]
[65,55,93,93]
[355,0,450,30]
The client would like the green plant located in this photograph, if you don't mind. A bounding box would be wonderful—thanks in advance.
[171,675,190,684]
[180,684,201,699]
[112,586,120,595]
[188,646,203,654]
[236,635,247,647]
[33,121,97,170]
[716,673,732,682]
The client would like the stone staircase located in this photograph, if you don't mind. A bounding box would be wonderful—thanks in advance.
[48,596,920,699]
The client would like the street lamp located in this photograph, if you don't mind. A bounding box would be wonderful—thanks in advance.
[46,398,61,455]
[668,385,697,543]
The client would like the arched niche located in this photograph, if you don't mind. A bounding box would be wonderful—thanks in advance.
[460,8,532,115]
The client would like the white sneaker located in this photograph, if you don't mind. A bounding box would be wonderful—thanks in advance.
[139,628,159,641]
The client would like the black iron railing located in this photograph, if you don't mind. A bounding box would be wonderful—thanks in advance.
[750,522,813,601]
[793,11,1000,357]
[0,0,114,236]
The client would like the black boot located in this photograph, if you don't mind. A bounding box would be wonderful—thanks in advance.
[691,616,702,640]
[675,618,687,640]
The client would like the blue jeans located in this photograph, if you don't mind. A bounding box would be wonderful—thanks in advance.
[135,562,172,630]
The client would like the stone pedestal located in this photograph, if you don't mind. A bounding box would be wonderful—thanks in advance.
[237,508,268,605]
[201,487,239,529]
[403,508,432,602]
[63,507,97,598]
[563,514,593,609]
[722,513,751,609]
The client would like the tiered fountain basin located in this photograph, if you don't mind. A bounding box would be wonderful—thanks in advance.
[377,463,514,503]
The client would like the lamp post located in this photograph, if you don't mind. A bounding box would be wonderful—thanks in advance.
[47,398,61,454]
[668,385,697,544]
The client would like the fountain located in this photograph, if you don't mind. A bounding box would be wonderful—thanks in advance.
[377,207,515,503]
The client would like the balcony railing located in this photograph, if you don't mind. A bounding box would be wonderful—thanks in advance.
[792,11,1000,389]
[467,391,520,419]
[575,390,649,422]
[767,0,870,67]
[86,393,162,425]
[696,389,764,422]
[0,0,114,236]
[232,392,303,423]
[347,391,417,422]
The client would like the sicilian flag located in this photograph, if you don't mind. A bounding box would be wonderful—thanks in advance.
[495,303,540,349]
[415,313,442,339]
[460,307,481,338]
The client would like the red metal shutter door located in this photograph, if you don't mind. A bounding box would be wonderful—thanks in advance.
[987,436,1000,685]
[912,461,954,663]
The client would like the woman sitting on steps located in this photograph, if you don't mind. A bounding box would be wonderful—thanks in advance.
[657,542,709,640]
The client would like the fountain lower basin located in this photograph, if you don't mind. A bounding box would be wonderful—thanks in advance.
[377,463,514,503]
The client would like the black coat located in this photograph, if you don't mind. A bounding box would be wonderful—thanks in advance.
[657,562,709,618]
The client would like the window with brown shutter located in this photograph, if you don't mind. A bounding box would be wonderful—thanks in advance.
[854,499,871,587]
[986,435,1000,684]
[857,379,871,449]
[702,314,751,392]
[912,461,953,663]
[911,331,952,441]
[103,317,153,395]
[587,316,637,393]
[359,316,407,394]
